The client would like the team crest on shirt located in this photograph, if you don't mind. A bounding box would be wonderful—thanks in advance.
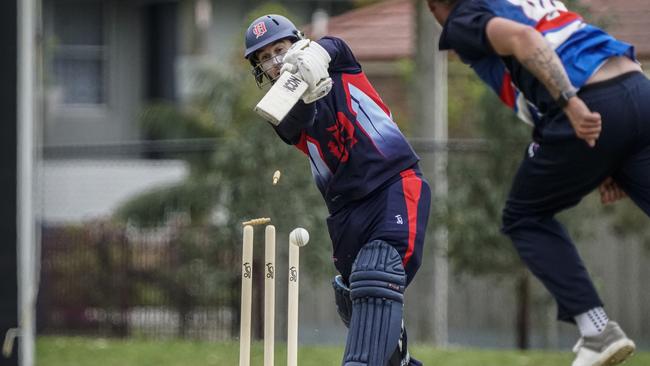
[252,22,267,38]
[327,113,358,163]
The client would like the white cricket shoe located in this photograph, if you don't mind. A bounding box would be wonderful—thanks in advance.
[572,321,636,366]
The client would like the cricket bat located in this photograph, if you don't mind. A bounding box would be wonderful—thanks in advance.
[254,71,309,126]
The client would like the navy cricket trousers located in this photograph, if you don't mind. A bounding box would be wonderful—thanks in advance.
[502,72,650,322]
[327,165,431,287]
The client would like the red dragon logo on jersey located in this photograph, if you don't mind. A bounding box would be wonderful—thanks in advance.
[327,113,358,163]
[252,22,267,38]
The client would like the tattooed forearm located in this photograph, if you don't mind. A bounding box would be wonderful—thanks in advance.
[521,44,572,99]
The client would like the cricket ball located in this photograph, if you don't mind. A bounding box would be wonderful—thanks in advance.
[289,228,310,247]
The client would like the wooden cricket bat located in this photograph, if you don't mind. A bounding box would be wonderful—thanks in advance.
[254,71,309,126]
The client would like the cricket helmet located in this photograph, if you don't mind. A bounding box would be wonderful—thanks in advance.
[244,14,303,85]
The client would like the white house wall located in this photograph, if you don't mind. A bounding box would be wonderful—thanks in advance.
[40,159,188,224]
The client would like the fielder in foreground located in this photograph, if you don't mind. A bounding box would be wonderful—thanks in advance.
[244,14,431,366]
[427,1,650,365]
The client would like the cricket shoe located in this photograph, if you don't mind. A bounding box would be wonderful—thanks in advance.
[572,321,636,366]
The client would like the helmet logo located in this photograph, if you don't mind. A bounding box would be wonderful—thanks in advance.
[252,21,268,38]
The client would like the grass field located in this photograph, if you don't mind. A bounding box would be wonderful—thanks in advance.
[37,337,649,366]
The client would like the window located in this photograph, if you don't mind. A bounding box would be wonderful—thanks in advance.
[52,1,106,105]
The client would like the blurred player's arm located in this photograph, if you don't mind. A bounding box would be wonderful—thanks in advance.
[271,101,315,145]
[485,17,601,147]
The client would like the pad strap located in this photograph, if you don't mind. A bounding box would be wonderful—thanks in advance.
[332,275,352,328]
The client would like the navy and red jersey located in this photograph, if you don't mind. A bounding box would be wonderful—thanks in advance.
[274,36,419,214]
[438,0,636,127]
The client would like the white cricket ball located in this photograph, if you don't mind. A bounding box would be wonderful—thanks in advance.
[289,228,310,247]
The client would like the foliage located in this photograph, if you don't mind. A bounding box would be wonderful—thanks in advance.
[601,198,650,248]
[115,179,221,226]
[443,73,532,277]
[140,103,218,142]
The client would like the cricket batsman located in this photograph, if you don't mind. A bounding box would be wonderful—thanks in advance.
[427,0,650,365]
[244,14,431,366]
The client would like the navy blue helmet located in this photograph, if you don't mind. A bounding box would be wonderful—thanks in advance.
[244,14,303,85]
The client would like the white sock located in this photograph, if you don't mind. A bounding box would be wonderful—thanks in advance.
[575,307,609,337]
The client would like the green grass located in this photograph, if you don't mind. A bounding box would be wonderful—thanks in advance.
[37,336,649,366]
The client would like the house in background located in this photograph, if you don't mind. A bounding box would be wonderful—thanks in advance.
[584,0,650,64]
[43,0,174,147]
[40,0,650,149]
[41,0,186,223]
[42,0,357,148]
[303,0,416,124]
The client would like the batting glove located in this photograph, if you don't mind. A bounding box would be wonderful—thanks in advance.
[302,77,332,104]
[282,39,331,88]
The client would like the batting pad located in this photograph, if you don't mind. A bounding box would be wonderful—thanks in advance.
[343,240,406,366]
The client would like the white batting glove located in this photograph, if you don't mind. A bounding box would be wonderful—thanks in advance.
[297,41,331,89]
[280,61,332,104]
[282,39,331,89]
[280,39,332,104]
[302,77,333,104]
[279,62,298,75]
[280,39,310,77]
[282,39,311,63]
[301,40,331,66]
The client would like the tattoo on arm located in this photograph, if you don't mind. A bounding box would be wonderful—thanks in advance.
[521,44,572,99]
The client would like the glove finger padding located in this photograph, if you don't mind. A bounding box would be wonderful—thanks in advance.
[279,62,297,75]
[282,39,310,66]
[295,54,329,88]
[280,39,332,104]
[302,77,332,104]
[302,40,331,64]
[287,40,331,90]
